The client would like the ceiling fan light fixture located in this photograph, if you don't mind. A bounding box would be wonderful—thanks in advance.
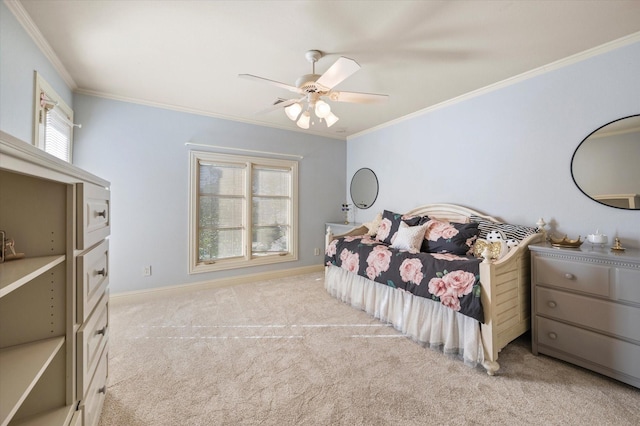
[314,100,331,118]
[325,112,339,128]
[284,102,302,121]
[297,111,311,129]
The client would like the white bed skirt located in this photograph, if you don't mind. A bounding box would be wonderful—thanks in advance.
[325,265,484,367]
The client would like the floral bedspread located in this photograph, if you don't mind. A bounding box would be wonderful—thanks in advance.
[325,235,484,323]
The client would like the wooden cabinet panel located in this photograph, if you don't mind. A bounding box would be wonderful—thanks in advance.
[81,348,108,426]
[1,131,110,426]
[77,293,109,398]
[77,240,109,323]
[77,183,110,251]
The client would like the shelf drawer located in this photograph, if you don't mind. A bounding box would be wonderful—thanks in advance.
[78,292,108,399]
[536,286,640,342]
[536,316,640,381]
[77,239,109,323]
[534,256,610,296]
[77,182,110,251]
[81,346,108,426]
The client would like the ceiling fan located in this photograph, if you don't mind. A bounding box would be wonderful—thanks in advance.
[239,50,388,129]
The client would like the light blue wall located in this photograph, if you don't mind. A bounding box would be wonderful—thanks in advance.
[1,5,346,294]
[0,2,73,143]
[72,95,346,293]
[348,41,640,248]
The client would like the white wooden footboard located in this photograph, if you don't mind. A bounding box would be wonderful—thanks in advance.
[479,232,543,375]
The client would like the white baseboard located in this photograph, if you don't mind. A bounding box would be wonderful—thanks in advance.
[109,264,324,305]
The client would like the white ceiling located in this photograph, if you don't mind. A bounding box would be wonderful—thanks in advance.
[13,0,640,140]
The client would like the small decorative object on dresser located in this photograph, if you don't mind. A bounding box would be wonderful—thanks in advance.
[341,203,351,224]
[549,234,583,248]
[530,242,640,388]
[611,237,626,252]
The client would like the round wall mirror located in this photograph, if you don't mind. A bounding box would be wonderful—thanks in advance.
[350,168,378,209]
[571,114,640,209]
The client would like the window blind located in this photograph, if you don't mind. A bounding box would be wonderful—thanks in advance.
[44,106,72,162]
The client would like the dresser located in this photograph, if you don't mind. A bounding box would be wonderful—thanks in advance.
[0,131,111,425]
[529,242,640,388]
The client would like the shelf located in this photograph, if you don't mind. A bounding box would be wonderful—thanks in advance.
[0,256,65,298]
[0,337,65,426]
[10,405,75,426]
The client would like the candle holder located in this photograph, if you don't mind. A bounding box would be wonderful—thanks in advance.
[341,203,351,224]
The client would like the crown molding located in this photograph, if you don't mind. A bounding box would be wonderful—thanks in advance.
[4,0,77,90]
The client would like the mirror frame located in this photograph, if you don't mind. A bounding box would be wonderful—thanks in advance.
[350,168,379,209]
[570,114,640,210]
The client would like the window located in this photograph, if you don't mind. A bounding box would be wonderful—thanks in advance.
[189,151,298,273]
[33,72,75,162]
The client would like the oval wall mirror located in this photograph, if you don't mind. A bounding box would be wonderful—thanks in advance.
[350,168,378,209]
[571,114,640,209]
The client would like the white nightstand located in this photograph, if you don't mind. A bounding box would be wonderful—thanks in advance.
[325,222,363,236]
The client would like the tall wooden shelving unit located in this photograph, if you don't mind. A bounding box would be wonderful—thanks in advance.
[0,131,110,426]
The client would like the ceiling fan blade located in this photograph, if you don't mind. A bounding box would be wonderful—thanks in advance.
[315,57,361,90]
[328,91,389,104]
[238,74,301,94]
[256,97,305,115]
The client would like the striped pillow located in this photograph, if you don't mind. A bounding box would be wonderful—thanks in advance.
[470,215,538,243]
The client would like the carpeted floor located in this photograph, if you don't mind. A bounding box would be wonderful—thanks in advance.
[99,272,640,425]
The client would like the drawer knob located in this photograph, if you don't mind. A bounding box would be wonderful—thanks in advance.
[98,386,106,394]
[97,210,107,218]
[97,268,107,276]
[564,273,575,280]
[96,326,107,336]
[547,301,557,308]
[548,332,558,340]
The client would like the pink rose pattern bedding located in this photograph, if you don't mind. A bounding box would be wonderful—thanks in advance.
[326,235,484,322]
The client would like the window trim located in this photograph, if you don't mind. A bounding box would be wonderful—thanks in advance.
[33,71,75,162]
[188,150,298,274]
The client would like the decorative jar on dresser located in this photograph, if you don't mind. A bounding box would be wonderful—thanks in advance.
[529,242,640,388]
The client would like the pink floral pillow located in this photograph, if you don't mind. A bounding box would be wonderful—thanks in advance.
[375,210,421,245]
[419,217,480,255]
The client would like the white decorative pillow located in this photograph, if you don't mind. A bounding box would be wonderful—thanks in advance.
[390,222,428,252]
[363,212,383,236]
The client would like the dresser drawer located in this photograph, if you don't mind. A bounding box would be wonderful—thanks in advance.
[534,256,610,296]
[77,239,109,322]
[81,346,108,426]
[536,316,640,381]
[616,268,640,306]
[78,292,109,398]
[536,286,640,342]
[77,182,110,250]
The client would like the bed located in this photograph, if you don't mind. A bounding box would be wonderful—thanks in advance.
[324,203,544,375]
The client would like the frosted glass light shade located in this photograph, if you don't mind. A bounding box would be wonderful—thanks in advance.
[324,112,339,127]
[296,111,311,129]
[314,100,331,118]
[285,102,302,121]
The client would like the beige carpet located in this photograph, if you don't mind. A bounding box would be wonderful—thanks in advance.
[99,272,640,426]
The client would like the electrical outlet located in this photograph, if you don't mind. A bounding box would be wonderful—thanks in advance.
[143,266,152,276]
[314,248,320,256]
